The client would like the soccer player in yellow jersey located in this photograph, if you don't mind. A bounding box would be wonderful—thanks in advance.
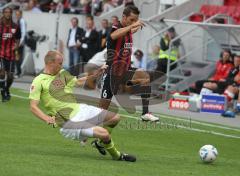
[29,50,136,162]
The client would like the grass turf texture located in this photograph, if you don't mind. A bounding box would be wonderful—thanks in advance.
[0,89,240,176]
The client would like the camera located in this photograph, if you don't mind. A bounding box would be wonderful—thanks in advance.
[25,30,49,51]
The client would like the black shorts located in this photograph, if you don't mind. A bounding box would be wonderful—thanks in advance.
[0,58,15,73]
[100,68,165,99]
[214,81,230,94]
[100,68,136,99]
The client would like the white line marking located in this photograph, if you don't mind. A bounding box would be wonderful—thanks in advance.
[159,114,240,132]
[12,94,29,100]
[120,114,240,139]
[132,109,240,132]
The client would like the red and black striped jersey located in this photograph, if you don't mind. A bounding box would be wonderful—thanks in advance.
[0,21,21,61]
[106,21,133,76]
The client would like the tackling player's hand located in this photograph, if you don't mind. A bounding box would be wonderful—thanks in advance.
[93,64,108,77]
[100,64,108,72]
[46,116,57,128]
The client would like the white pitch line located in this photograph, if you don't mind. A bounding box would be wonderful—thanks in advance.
[159,114,240,132]
[120,114,240,139]
[11,93,240,138]
[132,109,240,132]
[12,94,29,100]
[178,125,240,139]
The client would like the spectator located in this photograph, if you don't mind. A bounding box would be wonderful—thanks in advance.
[124,0,134,6]
[98,19,110,51]
[111,15,119,26]
[210,49,233,81]
[199,55,240,96]
[66,17,84,76]
[103,0,116,13]
[38,0,53,12]
[27,0,42,13]
[15,9,26,78]
[0,7,21,102]
[80,15,99,63]
[191,49,234,94]
[222,70,240,117]
[131,49,144,69]
[203,56,240,117]
[80,0,92,14]
[147,45,160,70]
[156,27,180,73]
[115,0,124,5]
[93,0,103,16]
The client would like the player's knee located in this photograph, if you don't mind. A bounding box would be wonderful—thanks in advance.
[99,128,110,141]
[203,82,213,89]
[227,85,235,92]
[112,114,120,125]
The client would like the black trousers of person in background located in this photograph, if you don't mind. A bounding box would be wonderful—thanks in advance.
[15,45,24,77]
[0,58,15,102]
[156,58,177,73]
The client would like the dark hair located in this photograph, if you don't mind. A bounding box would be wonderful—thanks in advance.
[16,9,23,15]
[168,27,175,34]
[102,19,108,23]
[134,49,143,57]
[220,49,232,58]
[3,7,12,14]
[86,15,94,21]
[111,15,119,20]
[71,17,78,24]
[123,5,140,16]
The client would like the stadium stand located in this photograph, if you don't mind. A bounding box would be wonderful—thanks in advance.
[190,3,240,24]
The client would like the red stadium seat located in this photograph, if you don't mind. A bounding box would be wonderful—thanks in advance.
[189,14,204,22]
[218,6,228,14]
[200,5,211,16]
[226,6,236,16]
[209,5,220,16]
[198,3,240,24]
[200,5,220,17]
[224,0,240,6]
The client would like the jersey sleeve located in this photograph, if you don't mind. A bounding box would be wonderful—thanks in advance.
[108,24,119,40]
[62,70,77,88]
[29,78,42,101]
[67,76,77,88]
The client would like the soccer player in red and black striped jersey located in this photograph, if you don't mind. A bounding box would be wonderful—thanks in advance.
[0,7,21,102]
[99,5,159,122]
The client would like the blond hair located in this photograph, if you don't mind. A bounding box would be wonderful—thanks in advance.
[44,50,63,64]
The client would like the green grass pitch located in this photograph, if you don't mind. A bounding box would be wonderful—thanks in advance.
[0,89,240,176]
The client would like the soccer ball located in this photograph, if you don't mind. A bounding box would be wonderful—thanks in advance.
[199,145,218,163]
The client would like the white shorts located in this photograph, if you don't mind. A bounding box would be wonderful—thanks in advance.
[59,104,107,141]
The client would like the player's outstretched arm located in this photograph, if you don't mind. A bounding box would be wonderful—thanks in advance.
[111,20,145,40]
[76,65,108,87]
[30,100,55,125]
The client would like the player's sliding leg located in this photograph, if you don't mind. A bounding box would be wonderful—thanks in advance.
[93,126,136,162]
[91,112,136,162]
[92,110,120,156]
[60,106,136,162]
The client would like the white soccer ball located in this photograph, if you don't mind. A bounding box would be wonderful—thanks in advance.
[199,145,218,163]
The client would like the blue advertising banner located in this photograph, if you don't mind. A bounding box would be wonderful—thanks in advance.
[201,94,226,114]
